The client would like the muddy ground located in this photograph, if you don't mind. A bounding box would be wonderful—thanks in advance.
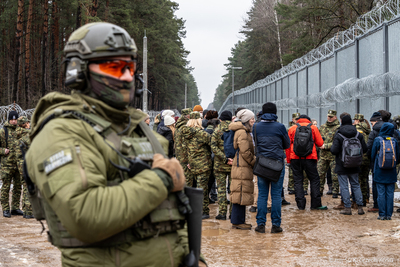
[0,177,399,267]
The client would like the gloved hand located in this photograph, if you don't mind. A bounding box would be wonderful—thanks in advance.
[152,153,185,192]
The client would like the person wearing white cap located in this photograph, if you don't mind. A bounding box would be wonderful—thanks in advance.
[157,116,176,158]
[228,109,256,229]
[157,109,175,132]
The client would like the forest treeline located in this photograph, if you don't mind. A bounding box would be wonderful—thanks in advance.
[213,0,378,110]
[0,0,200,111]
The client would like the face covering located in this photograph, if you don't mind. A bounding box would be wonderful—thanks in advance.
[89,71,135,109]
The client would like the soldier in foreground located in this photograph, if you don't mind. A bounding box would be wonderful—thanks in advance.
[25,22,206,267]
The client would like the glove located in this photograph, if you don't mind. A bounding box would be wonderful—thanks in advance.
[152,153,185,192]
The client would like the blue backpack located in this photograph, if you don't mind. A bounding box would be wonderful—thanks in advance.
[222,130,238,158]
[377,136,397,169]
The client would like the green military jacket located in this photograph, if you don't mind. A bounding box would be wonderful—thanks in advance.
[211,120,232,173]
[174,116,189,168]
[15,127,31,163]
[25,91,190,266]
[0,121,18,167]
[181,126,211,175]
[289,121,295,127]
[356,121,371,164]
[319,119,340,160]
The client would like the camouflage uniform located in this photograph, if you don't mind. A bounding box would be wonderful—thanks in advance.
[181,113,212,214]
[174,108,195,187]
[152,113,161,131]
[14,117,33,216]
[317,110,340,195]
[211,120,231,216]
[0,122,22,211]
[354,114,371,203]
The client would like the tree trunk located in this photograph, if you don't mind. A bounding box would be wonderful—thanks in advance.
[91,0,99,17]
[273,0,283,68]
[76,3,81,29]
[51,0,59,91]
[25,0,34,108]
[105,0,109,21]
[13,0,24,103]
[41,0,49,97]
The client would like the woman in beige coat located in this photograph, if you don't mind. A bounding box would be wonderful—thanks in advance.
[229,109,256,229]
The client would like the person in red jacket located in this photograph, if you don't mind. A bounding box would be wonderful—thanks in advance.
[286,114,327,210]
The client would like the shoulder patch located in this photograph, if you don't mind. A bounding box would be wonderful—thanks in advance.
[43,149,73,175]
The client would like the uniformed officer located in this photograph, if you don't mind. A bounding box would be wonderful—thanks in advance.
[25,22,206,267]
[318,109,340,197]
[0,110,23,218]
[14,116,33,218]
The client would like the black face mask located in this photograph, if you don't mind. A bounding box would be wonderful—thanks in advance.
[89,71,135,110]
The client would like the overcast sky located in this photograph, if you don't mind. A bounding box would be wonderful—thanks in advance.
[174,0,253,109]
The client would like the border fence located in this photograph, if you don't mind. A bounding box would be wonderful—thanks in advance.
[0,104,35,127]
[218,0,400,127]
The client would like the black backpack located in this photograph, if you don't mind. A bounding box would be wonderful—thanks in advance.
[337,132,363,168]
[293,123,314,158]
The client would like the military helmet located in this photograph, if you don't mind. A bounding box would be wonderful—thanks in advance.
[393,115,400,126]
[189,112,201,120]
[64,22,138,90]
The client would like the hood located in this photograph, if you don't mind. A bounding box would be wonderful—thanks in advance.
[338,124,358,138]
[175,116,188,130]
[260,113,278,121]
[373,120,384,132]
[181,126,197,139]
[379,122,394,137]
[357,121,371,135]
[325,118,340,127]
[229,121,248,132]
[158,126,171,135]
[29,91,145,139]
[219,120,230,132]
[3,121,17,129]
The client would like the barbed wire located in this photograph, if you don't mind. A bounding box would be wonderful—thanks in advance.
[0,104,35,127]
[219,0,400,113]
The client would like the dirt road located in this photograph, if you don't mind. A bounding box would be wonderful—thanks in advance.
[0,188,399,266]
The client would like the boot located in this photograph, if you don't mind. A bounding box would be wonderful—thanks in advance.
[271,225,283,233]
[351,201,358,209]
[232,224,251,230]
[282,198,291,205]
[249,206,257,213]
[327,184,333,195]
[333,200,345,210]
[340,207,352,215]
[3,210,11,218]
[11,209,23,216]
[358,206,365,215]
[201,213,210,220]
[288,190,295,195]
[332,193,338,198]
[255,225,265,233]
[215,214,226,220]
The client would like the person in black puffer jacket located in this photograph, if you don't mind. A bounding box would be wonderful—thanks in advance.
[157,116,175,158]
[331,114,367,215]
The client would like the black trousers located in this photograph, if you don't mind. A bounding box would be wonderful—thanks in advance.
[291,159,322,209]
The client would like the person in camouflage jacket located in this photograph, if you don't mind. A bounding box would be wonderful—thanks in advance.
[0,111,23,217]
[354,114,371,206]
[181,112,212,218]
[211,111,232,220]
[174,108,195,187]
[14,116,33,218]
[318,110,340,197]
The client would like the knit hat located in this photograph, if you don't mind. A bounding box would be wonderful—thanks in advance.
[193,105,203,112]
[219,110,232,121]
[164,116,175,126]
[341,115,352,125]
[353,113,364,121]
[8,111,18,121]
[236,109,255,123]
[370,112,382,122]
[181,108,192,116]
[262,102,277,115]
[189,112,201,119]
[162,110,174,118]
[298,114,311,121]
[17,116,29,126]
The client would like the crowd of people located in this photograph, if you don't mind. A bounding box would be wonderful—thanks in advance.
[0,111,32,219]
[151,102,400,233]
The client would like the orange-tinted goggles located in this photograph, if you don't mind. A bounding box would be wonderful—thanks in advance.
[91,59,136,78]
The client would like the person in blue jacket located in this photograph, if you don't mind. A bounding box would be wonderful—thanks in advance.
[252,102,290,234]
[371,122,400,220]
